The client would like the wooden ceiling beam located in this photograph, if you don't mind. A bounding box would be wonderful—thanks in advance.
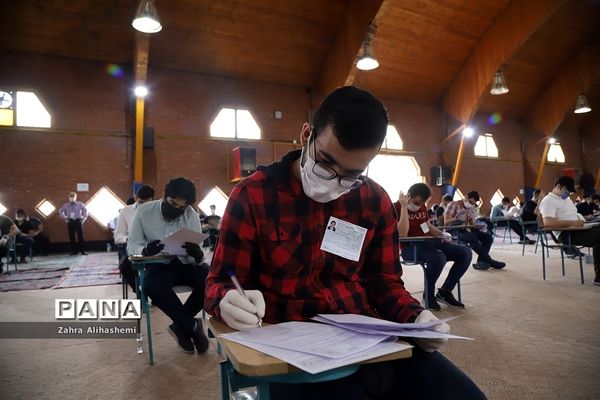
[314,0,385,96]
[442,0,565,123]
[526,40,600,137]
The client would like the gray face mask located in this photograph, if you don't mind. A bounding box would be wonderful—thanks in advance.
[406,203,421,212]
[299,145,352,203]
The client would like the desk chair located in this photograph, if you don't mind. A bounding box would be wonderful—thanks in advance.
[491,219,513,244]
[538,229,585,284]
[519,219,539,256]
[4,242,30,272]
[399,237,462,310]
[206,318,410,400]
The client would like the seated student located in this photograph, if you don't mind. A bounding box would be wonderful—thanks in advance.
[445,191,506,270]
[576,194,597,220]
[115,186,155,290]
[204,204,221,251]
[490,197,534,244]
[205,87,486,400]
[0,215,19,273]
[14,209,50,259]
[396,183,472,310]
[127,177,210,353]
[436,194,453,226]
[592,194,600,214]
[539,176,600,286]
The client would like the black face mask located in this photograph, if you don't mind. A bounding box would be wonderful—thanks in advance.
[161,200,185,220]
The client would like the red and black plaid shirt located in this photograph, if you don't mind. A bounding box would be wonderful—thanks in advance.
[205,150,422,323]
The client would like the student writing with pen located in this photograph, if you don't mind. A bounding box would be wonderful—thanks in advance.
[127,177,211,354]
[205,87,486,400]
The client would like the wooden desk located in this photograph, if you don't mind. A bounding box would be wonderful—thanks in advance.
[437,224,480,230]
[207,317,412,377]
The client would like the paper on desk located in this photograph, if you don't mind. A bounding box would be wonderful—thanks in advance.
[314,313,458,330]
[311,316,472,340]
[230,338,412,375]
[219,321,392,359]
[161,228,208,256]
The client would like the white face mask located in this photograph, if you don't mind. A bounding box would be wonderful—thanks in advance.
[463,200,473,209]
[407,203,421,212]
[300,145,352,203]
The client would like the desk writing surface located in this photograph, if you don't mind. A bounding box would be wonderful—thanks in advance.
[206,317,412,377]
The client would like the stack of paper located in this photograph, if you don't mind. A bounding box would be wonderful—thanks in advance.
[219,321,411,374]
[312,313,472,340]
[219,314,473,374]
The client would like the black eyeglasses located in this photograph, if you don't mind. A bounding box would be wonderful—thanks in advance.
[310,137,366,189]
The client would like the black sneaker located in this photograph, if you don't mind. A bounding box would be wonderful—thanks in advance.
[423,296,441,311]
[192,318,209,353]
[168,323,195,354]
[436,289,465,308]
[518,239,536,245]
[473,261,490,270]
[593,276,600,286]
[490,260,506,269]
[18,257,28,264]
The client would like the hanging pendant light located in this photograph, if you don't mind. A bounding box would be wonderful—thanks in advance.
[132,0,162,33]
[356,41,379,71]
[490,71,509,95]
[574,94,591,114]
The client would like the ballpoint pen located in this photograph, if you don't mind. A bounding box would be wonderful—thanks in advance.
[228,270,262,327]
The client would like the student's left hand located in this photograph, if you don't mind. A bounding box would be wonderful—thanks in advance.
[182,242,204,263]
[414,310,450,352]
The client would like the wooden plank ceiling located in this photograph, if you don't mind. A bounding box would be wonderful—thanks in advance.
[1,0,599,132]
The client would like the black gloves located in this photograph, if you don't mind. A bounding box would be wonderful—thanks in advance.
[182,241,204,263]
[142,240,164,256]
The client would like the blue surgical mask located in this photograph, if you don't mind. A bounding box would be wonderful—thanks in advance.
[560,190,570,200]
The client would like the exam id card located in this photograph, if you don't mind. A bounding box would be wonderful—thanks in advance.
[320,216,368,262]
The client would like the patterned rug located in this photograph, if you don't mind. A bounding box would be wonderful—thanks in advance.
[0,267,69,292]
[55,252,121,289]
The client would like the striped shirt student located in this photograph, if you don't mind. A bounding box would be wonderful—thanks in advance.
[205,86,486,400]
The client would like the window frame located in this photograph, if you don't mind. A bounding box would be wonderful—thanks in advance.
[209,107,261,140]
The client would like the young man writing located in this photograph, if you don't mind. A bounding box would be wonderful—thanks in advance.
[205,87,486,399]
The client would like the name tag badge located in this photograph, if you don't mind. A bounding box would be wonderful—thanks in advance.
[320,217,368,262]
[420,222,430,234]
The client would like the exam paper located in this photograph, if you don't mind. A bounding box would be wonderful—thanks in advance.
[229,338,412,375]
[161,228,208,256]
[314,313,456,330]
[219,321,391,359]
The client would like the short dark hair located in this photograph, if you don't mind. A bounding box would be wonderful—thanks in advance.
[442,195,453,202]
[533,189,542,197]
[15,208,26,216]
[164,177,196,205]
[467,191,480,201]
[312,86,388,150]
[592,194,600,201]
[136,185,155,201]
[126,197,135,205]
[408,183,431,201]
[502,197,510,204]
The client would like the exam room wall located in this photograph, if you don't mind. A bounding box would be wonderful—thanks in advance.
[0,52,592,243]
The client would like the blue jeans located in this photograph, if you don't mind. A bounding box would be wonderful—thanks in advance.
[270,346,487,399]
[402,240,472,297]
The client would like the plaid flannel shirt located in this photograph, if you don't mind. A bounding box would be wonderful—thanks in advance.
[444,200,477,224]
[205,150,422,324]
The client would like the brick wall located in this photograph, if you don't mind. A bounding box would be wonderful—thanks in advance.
[0,51,597,245]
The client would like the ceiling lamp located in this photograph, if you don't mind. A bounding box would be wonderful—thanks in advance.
[490,71,509,95]
[574,94,591,114]
[356,41,379,71]
[132,0,162,33]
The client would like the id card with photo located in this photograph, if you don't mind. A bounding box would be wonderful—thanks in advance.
[320,216,368,262]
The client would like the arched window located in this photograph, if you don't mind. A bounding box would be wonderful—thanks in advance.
[35,199,57,218]
[365,155,421,201]
[198,186,229,217]
[547,143,565,163]
[210,108,261,140]
[381,125,403,150]
[474,133,498,158]
[490,189,504,207]
[453,189,465,201]
[85,187,125,229]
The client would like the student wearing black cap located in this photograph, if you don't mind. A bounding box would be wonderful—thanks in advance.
[539,176,600,286]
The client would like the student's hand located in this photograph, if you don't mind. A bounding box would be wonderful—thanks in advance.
[220,289,266,330]
[142,240,164,256]
[182,242,204,263]
[440,232,452,242]
[414,310,450,352]
[398,192,410,208]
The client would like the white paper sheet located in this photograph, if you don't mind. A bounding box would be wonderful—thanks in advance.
[160,228,208,256]
[220,321,391,359]
[314,313,457,330]
[228,338,412,375]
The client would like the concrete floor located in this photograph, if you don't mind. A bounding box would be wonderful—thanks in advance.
[0,239,599,400]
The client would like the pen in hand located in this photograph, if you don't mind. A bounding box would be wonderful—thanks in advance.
[227,270,263,327]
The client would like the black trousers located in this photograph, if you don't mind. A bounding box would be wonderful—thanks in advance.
[494,219,526,240]
[455,229,494,263]
[67,219,85,253]
[143,258,210,334]
[559,227,600,277]
[270,347,487,400]
[33,233,50,255]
